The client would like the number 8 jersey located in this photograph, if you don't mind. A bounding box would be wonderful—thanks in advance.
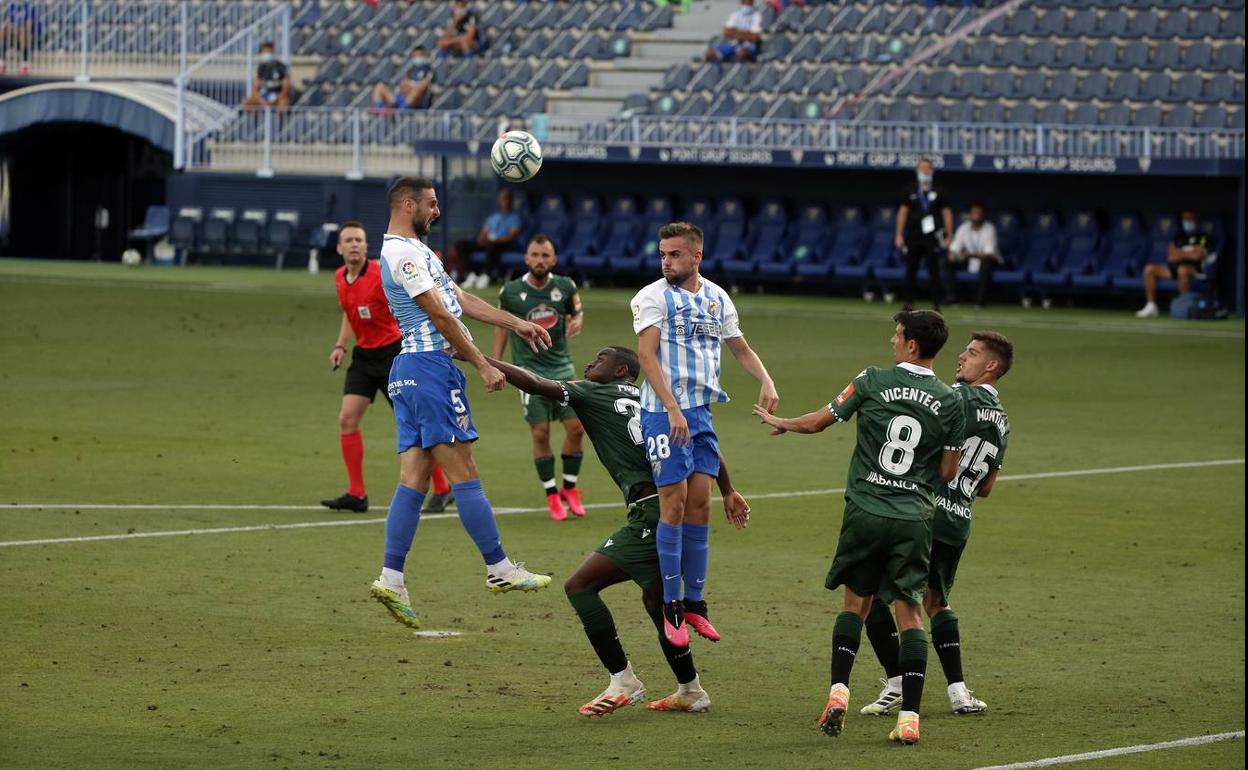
[828,362,966,520]
[934,384,1009,544]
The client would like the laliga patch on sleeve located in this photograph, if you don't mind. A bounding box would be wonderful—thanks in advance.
[632,303,642,322]
[834,382,855,406]
[400,260,418,279]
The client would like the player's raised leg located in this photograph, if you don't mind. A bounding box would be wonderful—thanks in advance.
[565,552,647,717]
[641,578,710,713]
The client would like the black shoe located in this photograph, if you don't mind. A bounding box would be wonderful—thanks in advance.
[320,492,369,513]
[421,491,455,513]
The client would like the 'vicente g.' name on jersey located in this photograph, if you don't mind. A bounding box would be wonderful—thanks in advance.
[880,386,943,414]
[865,471,921,491]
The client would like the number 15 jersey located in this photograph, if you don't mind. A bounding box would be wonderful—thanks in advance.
[828,362,965,521]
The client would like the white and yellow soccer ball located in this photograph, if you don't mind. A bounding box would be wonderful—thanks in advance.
[490,130,543,183]
[121,248,142,267]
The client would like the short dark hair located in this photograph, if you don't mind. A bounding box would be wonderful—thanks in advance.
[971,331,1014,378]
[606,346,641,381]
[339,220,366,234]
[259,41,274,51]
[387,176,435,209]
[893,310,949,359]
[657,221,703,247]
[528,233,555,251]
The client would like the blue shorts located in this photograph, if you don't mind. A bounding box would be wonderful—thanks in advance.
[387,351,479,453]
[640,406,720,487]
[714,41,758,60]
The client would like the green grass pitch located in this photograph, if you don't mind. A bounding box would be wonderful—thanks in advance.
[1,259,1243,769]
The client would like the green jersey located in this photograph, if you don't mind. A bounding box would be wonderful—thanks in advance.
[559,379,653,506]
[934,384,1009,545]
[498,274,580,378]
[828,363,966,521]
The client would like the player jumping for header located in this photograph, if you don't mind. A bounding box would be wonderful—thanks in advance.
[859,331,1012,719]
[369,176,555,629]
[482,346,751,716]
[631,222,779,648]
[492,234,589,521]
[753,310,964,746]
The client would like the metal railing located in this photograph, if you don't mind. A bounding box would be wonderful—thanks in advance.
[191,107,1246,177]
[6,0,284,82]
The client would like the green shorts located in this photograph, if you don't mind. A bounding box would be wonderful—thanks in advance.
[927,538,966,608]
[521,390,577,425]
[825,500,932,605]
[594,497,661,588]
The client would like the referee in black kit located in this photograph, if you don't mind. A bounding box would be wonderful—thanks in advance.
[894,158,954,311]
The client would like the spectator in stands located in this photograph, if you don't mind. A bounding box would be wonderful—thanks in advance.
[460,189,523,289]
[948,203,999,308]
[437,1,484,58]
[370,46,434,114]
[766,0,806,10]
[895,157,954,311]
[705,0,763,63]
[241,42,290,110]
[0,1,39,76]
[1136,210,1209,319]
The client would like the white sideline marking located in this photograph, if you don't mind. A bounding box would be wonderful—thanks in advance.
[0,458,1242,548]
[411,630,462,639]
[971,730,1244,770]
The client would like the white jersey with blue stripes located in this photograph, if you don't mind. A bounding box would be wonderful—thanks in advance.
[631,276,742,412]
[380,234,468,353]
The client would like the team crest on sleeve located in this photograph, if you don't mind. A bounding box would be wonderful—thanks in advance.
[834,382,856,406]
[400,260,418,279]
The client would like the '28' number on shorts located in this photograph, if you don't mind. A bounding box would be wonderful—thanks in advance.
[646,434,671,462]
[449,388,467,414]
[878,415,922,475]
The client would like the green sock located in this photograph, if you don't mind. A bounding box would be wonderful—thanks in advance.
[535,455,556,494]
[898,628,929,713]
[568,591,627,674]
[561,452,583,489]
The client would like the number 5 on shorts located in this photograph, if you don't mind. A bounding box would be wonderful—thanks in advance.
[450,388,467,414]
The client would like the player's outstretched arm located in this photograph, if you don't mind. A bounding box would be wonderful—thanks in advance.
[414,290,505,392]
[725,335,779,413]
[456,286,551,353]
[751,404,838,435]
[637,326,689,446]
[483,356,564,402]
[716,452,751,530]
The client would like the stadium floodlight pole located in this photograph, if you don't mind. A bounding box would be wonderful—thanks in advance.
[347,110,363,180]
[75,1,89,82]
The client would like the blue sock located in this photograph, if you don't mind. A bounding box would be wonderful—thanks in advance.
[453,479,507,565]
[656,521,683,603]
[681,522,710,602]
[382,484,425,572]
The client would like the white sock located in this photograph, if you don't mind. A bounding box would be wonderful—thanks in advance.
[542,479,557,494]
[679,674,703,694]
[899,709,918,719]
[486,556,515,574]
[610,662,637,686]
[381,567,404,585]
[887,675,903,693]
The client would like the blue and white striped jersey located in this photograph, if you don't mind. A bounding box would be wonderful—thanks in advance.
[380,234,468,353]
[630,276,742,412]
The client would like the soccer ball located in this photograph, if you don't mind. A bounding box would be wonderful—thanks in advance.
[490,130,543,183]
[121,248,142,267]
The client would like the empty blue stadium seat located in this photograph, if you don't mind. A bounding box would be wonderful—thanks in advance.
[203,208,236,253]
[748,201,792,279]
[562,197,603,268]
[533,195,571,253]
[705,197,747,272]
[790,204,832,278]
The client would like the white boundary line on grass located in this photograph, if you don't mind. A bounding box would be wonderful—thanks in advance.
[0,458,1242,548]
[971,729,1244,770]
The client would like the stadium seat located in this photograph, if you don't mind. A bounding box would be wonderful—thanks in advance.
[234,209,269,254]
[853,232,905,289]
[170,206,202,265]
[1081,214,1145,290]
[267,210,301,270]
[996,212,1061,288]
[203,208,236,255]
[789,204,833,279]
[614,196,674,275]
[528,195,571,266]
[705,198,747,274]
[747,201,791,280]
[127,205,170,263]
[562,197,603,269]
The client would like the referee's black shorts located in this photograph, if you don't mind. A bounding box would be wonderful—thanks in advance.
[344,341,402,404]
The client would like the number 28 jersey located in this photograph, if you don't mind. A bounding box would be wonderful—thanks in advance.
[828,363,965,521]
[934,384,1009,544]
